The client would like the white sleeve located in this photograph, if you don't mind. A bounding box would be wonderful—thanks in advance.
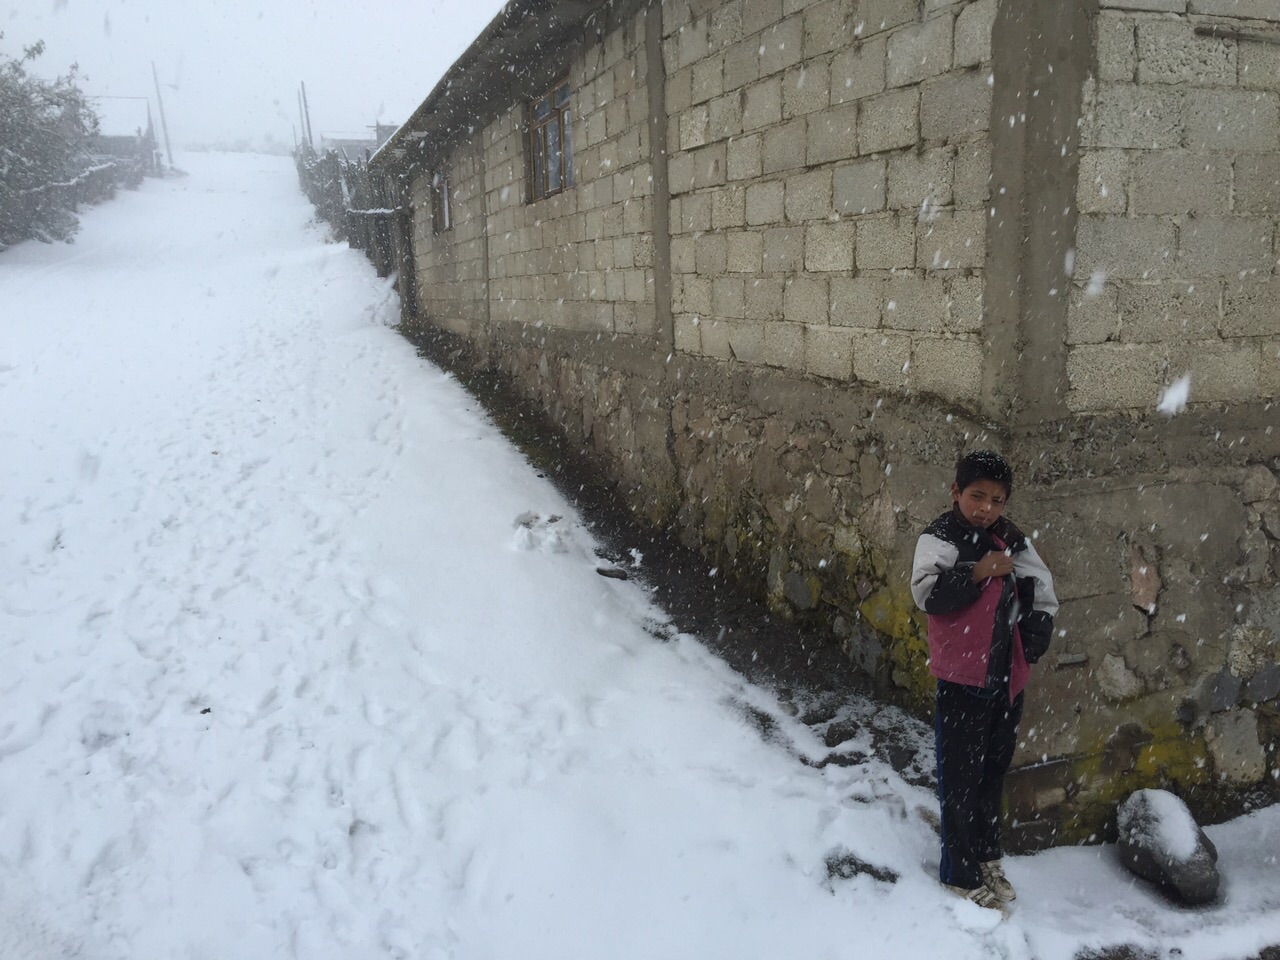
[1014,539,1058,617]
[911,533,959,611]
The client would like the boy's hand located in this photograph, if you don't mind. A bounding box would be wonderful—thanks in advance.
[973,550,1014,581]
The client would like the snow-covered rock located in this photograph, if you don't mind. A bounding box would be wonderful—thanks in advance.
[1117,789,1220,904]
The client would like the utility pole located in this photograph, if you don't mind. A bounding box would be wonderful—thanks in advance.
[151,61,175,170]
[300,81,315,149]
[297,91,308,151]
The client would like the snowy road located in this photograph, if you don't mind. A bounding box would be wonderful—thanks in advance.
[1,154,1278,960]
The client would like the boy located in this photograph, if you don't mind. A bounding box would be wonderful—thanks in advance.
[911,450,1058,909]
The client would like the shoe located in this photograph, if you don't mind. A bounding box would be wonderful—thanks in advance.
[944,882,1002,910]
[979,860,1016,902]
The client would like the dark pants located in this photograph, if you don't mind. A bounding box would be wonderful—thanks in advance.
[935,679,1023,889]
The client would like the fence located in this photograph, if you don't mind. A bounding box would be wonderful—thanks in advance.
[295,146,416,318]
[0,157,147,249]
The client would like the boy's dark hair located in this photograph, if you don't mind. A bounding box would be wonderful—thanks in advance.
[955,449,1013,496]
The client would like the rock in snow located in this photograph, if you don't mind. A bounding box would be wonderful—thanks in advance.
[1117,789,1220,905]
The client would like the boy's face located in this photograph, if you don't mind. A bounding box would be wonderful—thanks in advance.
[951,478,1009,528]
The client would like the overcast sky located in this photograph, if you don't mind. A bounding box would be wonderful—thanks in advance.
[4,0,510,150]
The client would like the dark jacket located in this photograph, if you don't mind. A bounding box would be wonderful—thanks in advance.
[911,508,1058,698]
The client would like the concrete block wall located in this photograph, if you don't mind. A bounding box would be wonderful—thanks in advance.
[483,9,659,339]
[1068,2,1280,412]
[408,8,658,340]
[390,0,1280,845]
[411,143,489,337]
[661,0,995,404]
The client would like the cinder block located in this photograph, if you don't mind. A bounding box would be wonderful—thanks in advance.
[1083,83,1182,149]
[784,276,831,324]
[1066,343,1170,412]
[1067,283,1120,345]
[804,0,857,58]
[747,180,787,224]
[762,320,807,370]
[690,143,729,190]
[1100,0,1185,11]
[1178,217,1275,275]
[831,276,884,328]
[1117,281,1222,342]
[695,232,730,274]
[953,142,991,207]
[674,312,703,353]
[763,226,805,270]
[834,158,888,214]
[1224,277,1280,336]
[852,329,912,385]
[785,169,835,221]
[746,276,786,319]
[1075,215,1175,280]
[678,192,713,232]
[918,211,985,270]
[727,230,765,272]
[1168,340,1260,401]
[727,133,764,180]
[691,57,723,107]
[804,222,856,271]
[724,38,762,91]
[887,14,954,89]
[1131,150,1231,215]
[1097,14,1137,82]
[714,276,747,317]
[763,118,810,173]
[857,0,918,37]
[859,88,920,155]
[677,16,710,70]
[887,147,954,211]
[681,275,713,313]
[857,214,916,269]
[1188,0,1280,19]
[883,275,947,331]
[783,61,831,118]
[743,77,784,131]
[680,104,711,149]
[1184,88,1280,152]
[955,0,997,68]
[708,91,745,142]
[1263,337,1280,395]
[744,0,785,36]
[1136,20,1237,86]
[831,35,887,105]
[699,316,735,359]
[1240,40,1280,91]
[911,336,984,400]
[709,2,745,49]
[805,326,856,379]
[713,186,748,228]
[946,275,984,332]
[1077,150,1130,215]
[759,17,805,77]
[920,70,991,143]
[807,102,861,165]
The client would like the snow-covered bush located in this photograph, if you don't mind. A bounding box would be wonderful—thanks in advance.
[0,36,100,247]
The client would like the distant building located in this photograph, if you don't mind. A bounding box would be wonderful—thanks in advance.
[90,98,159,174]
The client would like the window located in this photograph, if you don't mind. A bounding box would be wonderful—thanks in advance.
[529,80,574,201]
[431,171,451,234]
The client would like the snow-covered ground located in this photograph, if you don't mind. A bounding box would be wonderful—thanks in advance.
[1,153,1278,960]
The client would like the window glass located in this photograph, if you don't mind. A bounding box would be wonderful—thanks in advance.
[528,80,573,201]
[532,126,545,199]
[546,119,561,193]
[562,109,574,188]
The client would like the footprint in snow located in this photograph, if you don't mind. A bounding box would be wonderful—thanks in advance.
[512,512,570,554]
